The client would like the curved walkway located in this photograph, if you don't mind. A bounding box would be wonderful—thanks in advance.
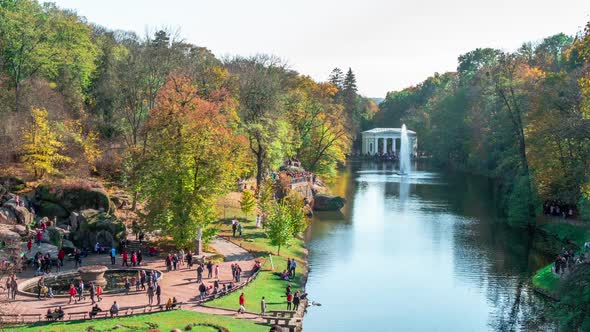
[209,237,253,262]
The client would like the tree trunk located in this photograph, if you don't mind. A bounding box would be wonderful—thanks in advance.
[195,228,203,255]
[256,143,264,192]
[15,82,20,113]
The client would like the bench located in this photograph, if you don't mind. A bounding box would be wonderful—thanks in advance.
[21,313,42,322]
[268,310,296,318]
[0,314,20,323]
[262,316,301,325]
[68,311,87,320]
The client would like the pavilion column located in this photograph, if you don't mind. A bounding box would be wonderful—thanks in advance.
[383,138,388,154]
[393,138,397,154]
[374,137,378,155]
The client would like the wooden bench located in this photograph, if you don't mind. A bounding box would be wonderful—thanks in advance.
[0,314,20,323]
[21,313,42,322]
[68,311,87,320]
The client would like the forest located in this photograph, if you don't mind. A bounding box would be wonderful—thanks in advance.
[0,3,375,190]
[373,24,590,226]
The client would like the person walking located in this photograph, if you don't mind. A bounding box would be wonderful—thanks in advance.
[74,249,82,268]
[166,254,172,272]
[96,284,103,302]
[124,277,130,295]
[172,254,178,270]
[147,283,154,305]
[155,284,162,305]
[78,280,85,301]
[237,222,243,237]
[110,247,116,265]
[214,264,219,279]
[186,251,193,269]
[196,264,203,283]
[10,277,17,300]
[131,251,137,267]
[37,277,44,300]
[260,296,267,316]
[57,248,65,272]
[286,292,293,310]
[137,249,143,266]
[27,238,32,252]
[238,292,245,314]
[122,251,129,267]
[232,217,238,237]
[293,291,300,311]
[198,282,207,301]
[89,282,96,305]
[290,259,297,278]
[68,284,77,304]
[206,261,213,279]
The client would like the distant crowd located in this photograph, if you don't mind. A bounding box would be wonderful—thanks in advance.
[543,200,577,219]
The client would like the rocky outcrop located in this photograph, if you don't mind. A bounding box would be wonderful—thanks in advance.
[313,194,346,211]
[0,202,33,225]
[72,209,124,249]
[0,176,26,192]
[34,182,115,219]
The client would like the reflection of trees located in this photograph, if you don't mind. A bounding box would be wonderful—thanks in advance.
[441,173,555,330]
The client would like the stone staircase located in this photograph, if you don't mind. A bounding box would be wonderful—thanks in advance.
[125,240,148,253]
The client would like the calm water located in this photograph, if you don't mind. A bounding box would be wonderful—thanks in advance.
[303,162,554,331]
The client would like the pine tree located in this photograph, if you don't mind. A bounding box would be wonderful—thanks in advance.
[343,68,359,131]
[328,68,344,90]
[21,107,69,178]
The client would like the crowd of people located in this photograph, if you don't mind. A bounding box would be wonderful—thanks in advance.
[543,200,578,219]
[553,245,589,276]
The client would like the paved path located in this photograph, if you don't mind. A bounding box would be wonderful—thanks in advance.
[4,251,260,321]
[210,237,253,262]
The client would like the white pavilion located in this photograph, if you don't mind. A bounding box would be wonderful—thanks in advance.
[361,128,418,156]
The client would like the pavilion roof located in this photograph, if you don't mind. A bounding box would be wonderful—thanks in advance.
[361,128,416,135]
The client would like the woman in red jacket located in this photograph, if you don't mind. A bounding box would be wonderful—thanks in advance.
[238,292,245,314]
[122,251,129,267]
[68,284,77,304]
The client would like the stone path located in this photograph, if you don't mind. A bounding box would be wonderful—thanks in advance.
[210,237,253,262]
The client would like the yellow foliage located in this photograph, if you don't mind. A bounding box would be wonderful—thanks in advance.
[579,74,590,119]
[21,107,70,178]
[64,118,101,171]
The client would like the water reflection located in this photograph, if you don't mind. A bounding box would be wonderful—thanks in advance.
[304,162,554,331]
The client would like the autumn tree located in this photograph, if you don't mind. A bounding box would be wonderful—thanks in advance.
[21,107,69,177]
[240,189,256,219]
[140,75,246,252]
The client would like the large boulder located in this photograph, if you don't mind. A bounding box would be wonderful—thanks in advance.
[72,210,124,249]
[35,183,114,215]
[313,194,346,211]
[38,200,69,219]
[0,207,16,224]
[0,203,33,225]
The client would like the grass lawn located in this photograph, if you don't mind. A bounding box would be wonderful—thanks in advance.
[208,256,303,313]
[8,310,268,332]
[210,194,308,313]
[532,264,560,294]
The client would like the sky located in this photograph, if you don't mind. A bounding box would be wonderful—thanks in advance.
[49,0,590,97]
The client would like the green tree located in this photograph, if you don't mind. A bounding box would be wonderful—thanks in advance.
[264,193,306,255]
[240,189,256,219]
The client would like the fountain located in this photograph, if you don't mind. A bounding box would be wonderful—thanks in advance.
[399,124,411,175]
[78,265,109,287]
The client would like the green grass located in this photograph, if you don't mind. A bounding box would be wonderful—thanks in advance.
[208,256,303,312]
[532,263,560,294]
[9,310,268,332]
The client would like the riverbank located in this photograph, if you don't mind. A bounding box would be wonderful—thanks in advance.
[531,217,590,298]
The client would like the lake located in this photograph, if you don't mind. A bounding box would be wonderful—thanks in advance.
[303,162,554,331]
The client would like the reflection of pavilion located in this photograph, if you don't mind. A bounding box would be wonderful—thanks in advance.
[361,128,418,156]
